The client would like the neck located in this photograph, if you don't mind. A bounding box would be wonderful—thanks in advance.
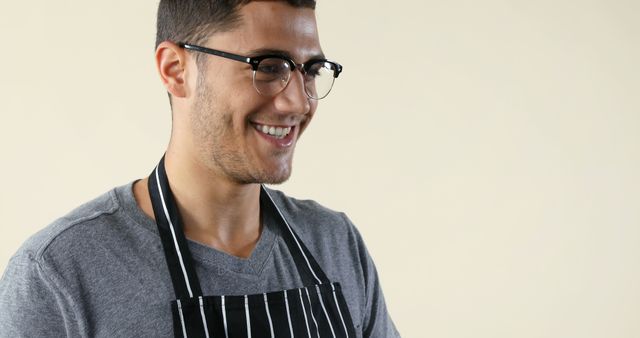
[134,147,262,258]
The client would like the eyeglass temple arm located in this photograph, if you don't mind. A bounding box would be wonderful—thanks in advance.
[178,43,252,65]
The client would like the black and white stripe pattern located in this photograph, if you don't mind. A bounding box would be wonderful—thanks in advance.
[198,296,211,338]
[305,287,321,338]
[155,167,195,297]
[263,293,275,338]
[176,299,188,338]
[331,284,350,338]
[173,284,351,338]
[298,288,312,338]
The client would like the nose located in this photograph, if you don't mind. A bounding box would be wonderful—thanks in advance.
[273,69,311,116]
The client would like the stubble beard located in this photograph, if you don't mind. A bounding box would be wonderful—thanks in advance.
[191,78,294,185]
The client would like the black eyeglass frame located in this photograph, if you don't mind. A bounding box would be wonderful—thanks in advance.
[178,43,343,99]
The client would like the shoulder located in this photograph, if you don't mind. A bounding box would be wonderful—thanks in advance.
[1,182,167,337]
[6,181,159,303]
[14,184,128,266]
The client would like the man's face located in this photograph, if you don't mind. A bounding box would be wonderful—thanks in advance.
[187,2,322,185]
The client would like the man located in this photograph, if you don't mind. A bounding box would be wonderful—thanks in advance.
[0,0,400,337]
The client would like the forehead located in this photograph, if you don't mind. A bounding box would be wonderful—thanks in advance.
[207,2,322,61]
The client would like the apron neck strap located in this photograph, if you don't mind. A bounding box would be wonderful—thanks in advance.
[148,155,330,299]
[260,185,330,285]
[148,156,203,299]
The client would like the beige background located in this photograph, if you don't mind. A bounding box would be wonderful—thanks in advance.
[1,0,639,337]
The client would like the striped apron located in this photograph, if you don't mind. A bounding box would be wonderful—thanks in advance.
[148,157,356,338]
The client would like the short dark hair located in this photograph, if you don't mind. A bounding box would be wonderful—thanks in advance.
[156,0,316,50]
[156,0,316,110]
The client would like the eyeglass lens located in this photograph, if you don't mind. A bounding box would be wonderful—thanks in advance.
[252,58,337,100]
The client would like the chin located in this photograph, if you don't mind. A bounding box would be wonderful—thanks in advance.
[252,155,294,184]
[257,166,292,185]
[260,176,291,185]
[230,163,293,185]
[235,173,291,185]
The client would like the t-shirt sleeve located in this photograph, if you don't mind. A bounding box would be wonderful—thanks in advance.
[341,213,402,338]
[0,253,76,337]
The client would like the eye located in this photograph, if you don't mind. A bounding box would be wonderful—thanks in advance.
[256,58,290,77]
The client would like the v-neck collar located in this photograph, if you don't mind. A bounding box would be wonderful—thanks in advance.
[116,180,279,277]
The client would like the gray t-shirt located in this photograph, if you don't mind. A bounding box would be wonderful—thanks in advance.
[0,181,400,337]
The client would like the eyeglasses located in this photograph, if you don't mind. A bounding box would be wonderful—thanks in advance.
[179,43,343,100]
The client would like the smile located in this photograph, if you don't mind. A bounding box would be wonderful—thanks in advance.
[253,123,293,139]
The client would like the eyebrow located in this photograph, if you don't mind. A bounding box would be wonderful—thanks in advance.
[245,48,326,62]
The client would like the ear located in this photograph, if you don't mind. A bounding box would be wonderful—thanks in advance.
[155,41,191,99]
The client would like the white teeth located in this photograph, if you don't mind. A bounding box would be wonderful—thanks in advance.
[255,124,293,139]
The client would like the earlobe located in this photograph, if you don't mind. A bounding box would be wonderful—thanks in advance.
[156,41,189,98]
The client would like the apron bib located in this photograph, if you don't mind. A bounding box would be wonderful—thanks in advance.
[148,156,356,338]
